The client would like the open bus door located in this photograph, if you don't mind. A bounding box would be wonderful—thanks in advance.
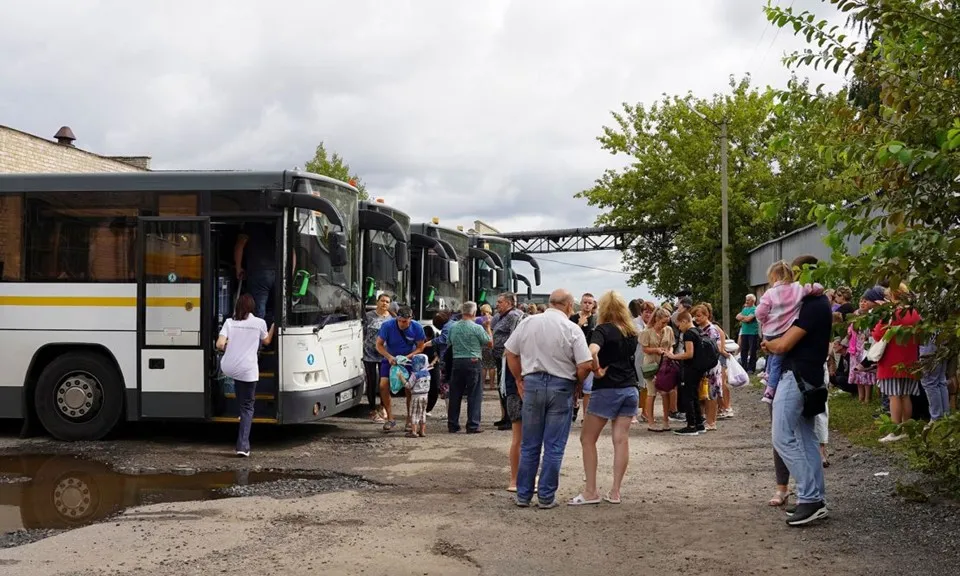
[137,217,210,419]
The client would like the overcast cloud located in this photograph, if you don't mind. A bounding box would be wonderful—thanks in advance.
[0,0,844,301]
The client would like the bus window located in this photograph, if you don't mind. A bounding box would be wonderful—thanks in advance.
[24,192,139,282]
[210,190,264,213]
[0,195,23,281]
[158,193,198,216]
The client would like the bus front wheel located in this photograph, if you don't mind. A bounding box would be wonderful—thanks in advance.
[34,353,124,441]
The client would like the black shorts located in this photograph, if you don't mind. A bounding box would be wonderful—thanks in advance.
[506,394,522,422]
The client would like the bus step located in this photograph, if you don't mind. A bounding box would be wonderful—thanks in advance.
[223,393,275,400]
[217,397,278,419]
[211,416,278,424]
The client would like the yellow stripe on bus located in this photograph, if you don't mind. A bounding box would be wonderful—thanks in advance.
[0,296,198,308]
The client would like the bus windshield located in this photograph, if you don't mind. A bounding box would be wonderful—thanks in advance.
[288,179,361,326]
[485,239,512,292]
[424,229,468,317]
[364,209,409,307]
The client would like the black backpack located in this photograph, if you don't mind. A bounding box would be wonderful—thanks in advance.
[692,327,720,373]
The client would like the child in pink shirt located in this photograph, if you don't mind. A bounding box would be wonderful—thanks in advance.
[757,261,823,402]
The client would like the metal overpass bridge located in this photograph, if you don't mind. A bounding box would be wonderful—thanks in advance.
[493,226,644,254]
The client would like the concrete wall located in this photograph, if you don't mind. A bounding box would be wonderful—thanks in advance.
[0,125,149,173]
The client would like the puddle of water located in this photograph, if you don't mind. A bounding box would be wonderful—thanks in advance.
[0,455,323,533]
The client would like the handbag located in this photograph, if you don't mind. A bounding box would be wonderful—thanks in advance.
[641,362,660,379]
[785,359,828,417]
[866,337,887,364]
[654,359,680,392]
[698,376,710,401]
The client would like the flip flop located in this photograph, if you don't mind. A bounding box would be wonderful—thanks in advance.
[603,494,621,504]
[567,494,602,506]
[506,486,517,493]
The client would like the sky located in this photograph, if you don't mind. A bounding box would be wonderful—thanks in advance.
[0,0,847,302]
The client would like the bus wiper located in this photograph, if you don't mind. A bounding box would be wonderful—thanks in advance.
[313,271,364,304]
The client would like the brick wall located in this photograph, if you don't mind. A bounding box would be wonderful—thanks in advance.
[0,125,148,174]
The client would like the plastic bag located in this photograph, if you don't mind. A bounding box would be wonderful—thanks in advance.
[389,356,410,394]
[726,355,749,388]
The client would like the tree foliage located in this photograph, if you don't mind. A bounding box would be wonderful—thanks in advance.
[578,76,854,323]
[304,142,368,199]
[765,0,960,343]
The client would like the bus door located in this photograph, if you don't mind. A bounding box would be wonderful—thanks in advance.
[137,217,210,419]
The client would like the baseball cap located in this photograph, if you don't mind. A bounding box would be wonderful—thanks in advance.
[861,286,885,303]
[396,306,413,318]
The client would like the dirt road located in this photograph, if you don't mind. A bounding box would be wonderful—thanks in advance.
[0,386,957,576]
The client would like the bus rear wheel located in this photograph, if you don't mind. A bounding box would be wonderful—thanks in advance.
[34,353,124,441]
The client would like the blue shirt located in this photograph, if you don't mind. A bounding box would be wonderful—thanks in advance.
[377,318,426,357]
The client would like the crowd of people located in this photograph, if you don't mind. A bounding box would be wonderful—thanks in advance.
[357,252,958,527]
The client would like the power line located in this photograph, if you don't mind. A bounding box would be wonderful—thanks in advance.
[533,256,633,275]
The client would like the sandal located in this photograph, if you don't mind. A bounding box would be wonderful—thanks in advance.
[603,493,621,504]
[405,431,418,438]
[567,494,602,506]
[768,491,789,507]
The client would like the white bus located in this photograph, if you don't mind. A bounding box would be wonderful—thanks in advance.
[0,170,365,441]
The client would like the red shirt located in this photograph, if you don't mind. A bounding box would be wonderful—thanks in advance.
[872,308,921,380]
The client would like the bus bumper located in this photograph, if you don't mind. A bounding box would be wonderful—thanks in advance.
[279,375,364,424]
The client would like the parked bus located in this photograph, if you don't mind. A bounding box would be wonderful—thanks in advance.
[0,171,365,441]
[468,234,509,307]
[408,222,468,323]
[358,199,410,309]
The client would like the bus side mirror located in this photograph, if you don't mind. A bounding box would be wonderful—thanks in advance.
[329,231,348,267]
[491,270,499,288]
[534,268,542,285]
[395,241,408,270]
[448,261,460,284]
[293,270,310,297]
[364,277,377,301]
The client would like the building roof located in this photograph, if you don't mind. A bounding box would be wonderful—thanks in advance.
[0,124,150,171]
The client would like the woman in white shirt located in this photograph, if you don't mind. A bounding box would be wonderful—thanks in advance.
[217,293,275,457]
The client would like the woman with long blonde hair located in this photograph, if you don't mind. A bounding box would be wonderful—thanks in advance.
[569,290,639,506]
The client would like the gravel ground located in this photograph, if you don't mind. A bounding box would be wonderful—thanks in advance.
[0,386,957,575]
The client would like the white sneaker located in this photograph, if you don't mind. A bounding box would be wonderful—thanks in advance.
[878,433,906,444]
[425,412,432,419]
[236,450,250,457]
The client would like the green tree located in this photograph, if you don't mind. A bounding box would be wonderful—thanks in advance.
[304,142,368,199]
[765,0,960,341]
[578,76,853,324]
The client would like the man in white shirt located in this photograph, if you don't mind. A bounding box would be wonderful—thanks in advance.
[505,289,592,508]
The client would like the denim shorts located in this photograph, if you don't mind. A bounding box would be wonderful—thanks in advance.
[587,386,639,420]
[582,372,595,394]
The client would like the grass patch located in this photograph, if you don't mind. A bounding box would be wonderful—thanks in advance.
[828,390,884,449]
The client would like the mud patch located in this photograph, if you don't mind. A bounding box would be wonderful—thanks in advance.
[432,538,481,568]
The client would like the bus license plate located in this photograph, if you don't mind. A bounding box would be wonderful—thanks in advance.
[337,389,354,404]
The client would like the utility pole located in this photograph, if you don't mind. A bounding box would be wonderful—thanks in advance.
[720,120,730,337]
[684,101,732,335]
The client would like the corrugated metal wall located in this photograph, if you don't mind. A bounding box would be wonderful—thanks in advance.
[748,211,880,289]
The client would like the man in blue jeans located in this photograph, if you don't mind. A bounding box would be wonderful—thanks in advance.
[447,301,493,433]
[505,289,592,509]
[762,254,832,526]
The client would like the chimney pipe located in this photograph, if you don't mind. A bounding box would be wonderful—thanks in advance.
[54,126,76,146]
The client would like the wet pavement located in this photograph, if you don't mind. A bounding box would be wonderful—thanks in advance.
[0,454,379,548]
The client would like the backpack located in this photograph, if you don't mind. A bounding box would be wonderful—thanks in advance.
[691,327,720,373]
[654,358,680,392]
